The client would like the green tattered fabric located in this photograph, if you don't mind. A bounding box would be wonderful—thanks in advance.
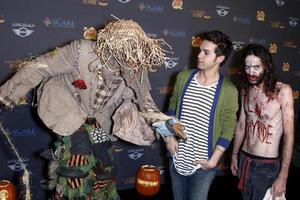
[52,123,119,200]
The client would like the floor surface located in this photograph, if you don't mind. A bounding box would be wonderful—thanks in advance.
[119,165,300,200]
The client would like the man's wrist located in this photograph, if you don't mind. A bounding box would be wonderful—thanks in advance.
[208,157,218,168]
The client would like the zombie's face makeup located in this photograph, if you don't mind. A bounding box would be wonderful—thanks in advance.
[244,55,265,85]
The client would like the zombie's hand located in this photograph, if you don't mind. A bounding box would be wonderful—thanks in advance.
[152,118,187,140]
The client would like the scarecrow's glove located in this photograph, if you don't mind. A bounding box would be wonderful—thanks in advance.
[152,117,187,140]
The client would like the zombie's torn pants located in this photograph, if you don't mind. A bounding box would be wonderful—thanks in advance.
[51,122,119,200]
[237,152,280,200]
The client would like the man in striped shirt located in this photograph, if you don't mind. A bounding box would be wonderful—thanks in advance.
[165,30,239,200]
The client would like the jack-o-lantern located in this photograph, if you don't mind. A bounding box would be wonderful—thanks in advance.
[136,165,160,196]
[0,180,17,200]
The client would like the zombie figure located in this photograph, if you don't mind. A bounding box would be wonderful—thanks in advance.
[231,44,294,200]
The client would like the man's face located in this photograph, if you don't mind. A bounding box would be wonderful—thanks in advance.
[244,55,265,85]
[197,40,223,71]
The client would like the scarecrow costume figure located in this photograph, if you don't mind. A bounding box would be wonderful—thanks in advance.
[0,19,172,199]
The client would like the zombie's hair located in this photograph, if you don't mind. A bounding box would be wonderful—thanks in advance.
[202,30,233,66]
[95,20,170,73]
[241,44,278,97]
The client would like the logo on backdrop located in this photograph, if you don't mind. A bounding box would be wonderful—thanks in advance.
[293,90,299,99]
[257,11,266,22]
[138,2,164,13]
[282,62,290,71]
[121,177,135,185]
[283,41,297,48]
[43,17,75,29]
[128,149,144,160]
[118,0,131,3]
[192,36,202,47]
[232,41,245,51]
[98,0,108,6]
[0,15,4,23]
[216,5,230,17]
[288,17,299,27]
[275,0,285,6]
[7,158,29,172]
[233,16,251,25]
[249,37,267,46]
[4,59,24,70]
[162,28,186,38]
[172,0,183,10]
[146,33,157,38]
[12,23,35,37]
[189,10,212,20]
[164,57,179,69]
[81,0,108,6]
[270,21,285,29]
[227,67,241,75]
[10,128,36,137]
[295,70,300,77]
[269,43,278,54]
[157,86,173,95]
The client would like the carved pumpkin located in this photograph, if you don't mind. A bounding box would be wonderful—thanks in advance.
[0,180,17,200]
[136,165,160,196]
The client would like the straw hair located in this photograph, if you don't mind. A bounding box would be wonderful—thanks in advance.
[95,19,169,73]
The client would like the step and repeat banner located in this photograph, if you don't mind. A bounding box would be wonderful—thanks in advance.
[0,0,299,199]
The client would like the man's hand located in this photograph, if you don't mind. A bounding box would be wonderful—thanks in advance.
[193,145,226,170]
[193,159,216,170]
[165,136,178,157]
[231,154,239,176]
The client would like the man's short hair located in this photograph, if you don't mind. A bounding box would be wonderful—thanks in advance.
[202,30,233,66]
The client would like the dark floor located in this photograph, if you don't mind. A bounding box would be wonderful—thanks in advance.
[119,164,300,200]
[119,175,242,200]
